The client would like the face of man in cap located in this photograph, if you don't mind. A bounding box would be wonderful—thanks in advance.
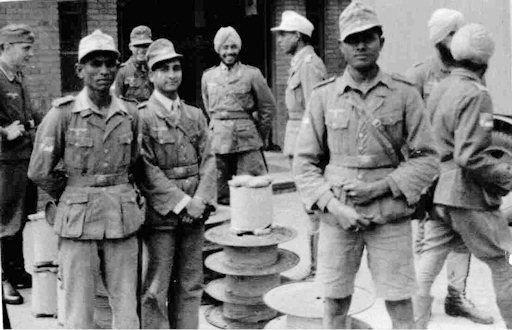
[130,44,150,64]
[149,59,182,97]
[340,28,384,71]
[277,31,300,55]
[76,52,119,93]
[219,40,240,67]
[2,42,34,69]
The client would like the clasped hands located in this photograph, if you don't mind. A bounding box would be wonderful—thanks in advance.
[327,179,389,231]
[181,197,212,225]
[2,120,25,141]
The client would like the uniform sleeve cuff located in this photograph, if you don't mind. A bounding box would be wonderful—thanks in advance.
[316,189,335,211]
[173,195,192,214]
[385,176,402,198]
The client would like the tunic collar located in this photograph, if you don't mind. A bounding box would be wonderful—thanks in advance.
[0,59,17,82]
[73,87,129,119]
[337,67,391,95]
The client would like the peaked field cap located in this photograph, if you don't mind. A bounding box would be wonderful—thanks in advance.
[130,25,153,46]
[338,0,381,41]
[78,29,119,62]
[146,38,183,70]
[451,23,495,65]
[0,24,35,45]
[428,8,465,44]
[271,10,314,37]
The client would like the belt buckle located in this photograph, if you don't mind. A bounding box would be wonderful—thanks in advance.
[96,175,108,186]
[175,167,186,177]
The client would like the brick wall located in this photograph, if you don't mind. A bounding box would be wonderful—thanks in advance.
[86,0,117,44]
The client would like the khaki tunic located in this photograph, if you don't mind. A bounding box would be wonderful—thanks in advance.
[430,68,512,209]
[293,70,439,224]
[28,89,144,239]
[405,56,451,103]
[114,57,153,103]
[201,62,276,154]
[138,93,216,229]
[284,45,327,156]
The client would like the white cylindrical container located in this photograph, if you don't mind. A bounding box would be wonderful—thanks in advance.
[27,211,58,266]
[32,265,58,317]
[229,175,273,234]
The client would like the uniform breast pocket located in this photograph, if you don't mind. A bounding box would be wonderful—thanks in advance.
[118,132,133,166]
[152,128,176,165]
[65,129,93,169]
[232,85,252,108]
[325,110,350,154]
[285,76,304,111]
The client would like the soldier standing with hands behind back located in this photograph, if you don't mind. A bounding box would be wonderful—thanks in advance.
[0,24,37,306]
[28,30,144,329]
[271,10,327,279]
[201,26,276,205]
[293,1,439,328]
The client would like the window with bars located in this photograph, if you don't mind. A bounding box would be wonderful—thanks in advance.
[58,1,87,94]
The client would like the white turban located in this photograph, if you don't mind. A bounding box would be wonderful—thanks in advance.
[213,26,242,53]
[428,8,465,44]
[451,23,495,65]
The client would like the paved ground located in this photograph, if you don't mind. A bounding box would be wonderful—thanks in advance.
[4,151,511,329]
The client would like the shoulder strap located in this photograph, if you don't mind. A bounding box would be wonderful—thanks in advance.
[358,106,402,166]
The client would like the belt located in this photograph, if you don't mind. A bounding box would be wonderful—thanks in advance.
[67,173,129,187]
[330,154,395,169]
[212,111,251,120]
[163,164,199,179]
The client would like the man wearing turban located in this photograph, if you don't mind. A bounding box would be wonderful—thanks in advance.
[416,23,512,329]
[405,9,493,326]
[201,26,276,205]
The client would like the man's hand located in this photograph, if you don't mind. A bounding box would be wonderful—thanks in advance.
[185,197,206,219]
[342,179,390,205]
[3,120,25,141]
[326,198,371,231]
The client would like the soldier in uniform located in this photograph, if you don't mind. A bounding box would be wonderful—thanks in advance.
[405,9,493,325]
[414,23,512,329]
[28,30,144,329]
[201,26,276,205]
[0,24,37,305]
[138,38,216,329]
[114,25,153,103]
[271,10,327,279]
[293,1,439,328]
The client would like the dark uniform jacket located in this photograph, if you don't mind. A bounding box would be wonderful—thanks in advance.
[294,69,439,224]
[28,89,144,239]
[430,68,512,209]
[139,92,216,229]
[0,60,38,161]
[201,62,276,154]
[114,57,153,103]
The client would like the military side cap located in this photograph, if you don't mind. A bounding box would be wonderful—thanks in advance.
[0,24,35,45]
[78,29,119,62]
[146,38,183,70]
[338,0,381,41]
[130,25,152,46]
[271,10,314,37]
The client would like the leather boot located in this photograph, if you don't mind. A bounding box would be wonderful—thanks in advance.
[445,285,494,324]
[2,279,23,305]
[13,267,31,289]
[413,295,433,329]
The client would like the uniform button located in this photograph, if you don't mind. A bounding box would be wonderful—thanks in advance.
[357,174,363,180]
[104,149,109,154]
[103,163,108,167]
[359,133,364,138]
